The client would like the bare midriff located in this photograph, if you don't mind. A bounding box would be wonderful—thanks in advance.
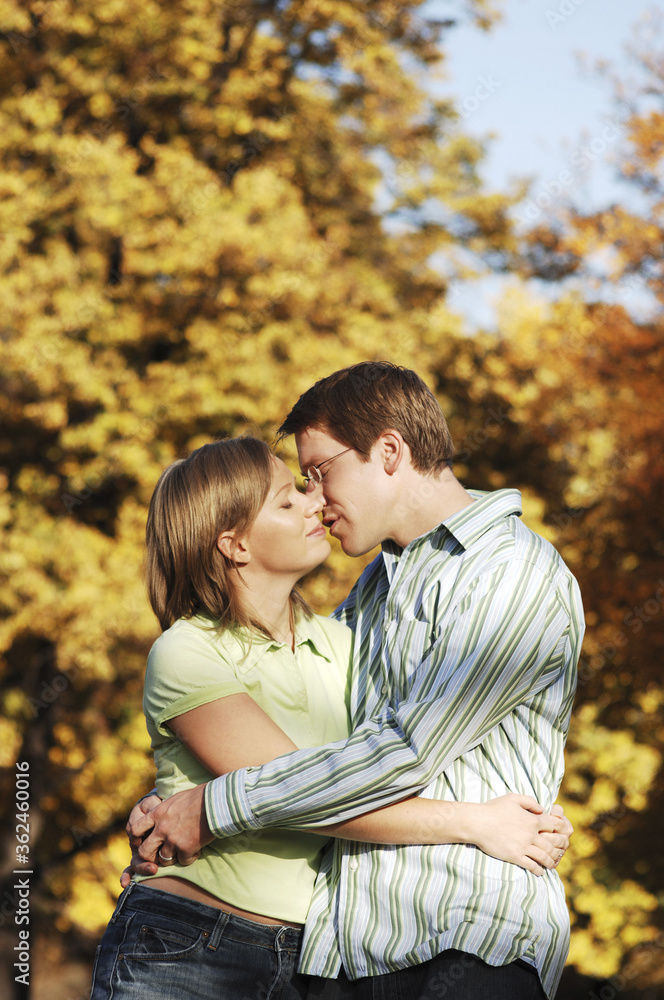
[145,876,304,928]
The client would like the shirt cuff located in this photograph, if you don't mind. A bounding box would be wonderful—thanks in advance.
[204,770,261,837]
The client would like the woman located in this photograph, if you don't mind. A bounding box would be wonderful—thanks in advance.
[91,437,568,1000]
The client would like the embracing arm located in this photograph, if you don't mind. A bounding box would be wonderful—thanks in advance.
[195,560,583,835]
[135,679,570,875]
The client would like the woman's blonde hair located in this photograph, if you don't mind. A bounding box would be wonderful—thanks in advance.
[145,437,310,636]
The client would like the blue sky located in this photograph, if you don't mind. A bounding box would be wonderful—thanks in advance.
[423,0,660,327]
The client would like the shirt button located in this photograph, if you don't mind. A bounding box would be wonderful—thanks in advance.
[381,684,388,694]
[349,859,358,871]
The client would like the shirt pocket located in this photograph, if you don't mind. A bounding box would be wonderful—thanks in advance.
[385,616,440,698]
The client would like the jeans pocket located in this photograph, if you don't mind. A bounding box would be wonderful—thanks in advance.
[121,912,206,961]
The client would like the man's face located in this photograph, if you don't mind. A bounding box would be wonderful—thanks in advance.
[295,426,391,557]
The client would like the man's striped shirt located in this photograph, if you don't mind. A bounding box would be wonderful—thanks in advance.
[205,489,584,997]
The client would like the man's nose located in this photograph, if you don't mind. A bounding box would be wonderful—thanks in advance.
[304,488,325,516]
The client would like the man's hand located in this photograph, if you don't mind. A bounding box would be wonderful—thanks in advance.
[136,784,214,868]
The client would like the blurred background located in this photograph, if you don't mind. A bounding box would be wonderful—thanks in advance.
[0,1,662,997]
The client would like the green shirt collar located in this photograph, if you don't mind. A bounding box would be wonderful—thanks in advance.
[194,612,333,665]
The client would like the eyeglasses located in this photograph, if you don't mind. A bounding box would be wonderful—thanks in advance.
[302,448,353,489]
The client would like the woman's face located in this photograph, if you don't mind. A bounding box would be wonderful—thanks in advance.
[242,457,330,580]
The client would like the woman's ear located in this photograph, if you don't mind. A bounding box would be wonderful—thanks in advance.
[216,531,251,566]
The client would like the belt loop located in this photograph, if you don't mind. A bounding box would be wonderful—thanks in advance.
[110,881,135,923]
[206,908,231,951]
[275,927,289,952]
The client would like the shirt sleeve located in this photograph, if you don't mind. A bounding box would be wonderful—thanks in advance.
[145,623,246,737]
[205,559,583,835]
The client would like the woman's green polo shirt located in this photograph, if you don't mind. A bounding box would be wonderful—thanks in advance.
[135,613,352,923]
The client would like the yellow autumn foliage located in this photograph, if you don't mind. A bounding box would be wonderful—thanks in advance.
[0,1,662,997]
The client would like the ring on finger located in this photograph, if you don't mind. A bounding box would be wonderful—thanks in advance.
[158,849,174,863]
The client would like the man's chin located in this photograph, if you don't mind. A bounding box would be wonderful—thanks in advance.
[339,535,378,559]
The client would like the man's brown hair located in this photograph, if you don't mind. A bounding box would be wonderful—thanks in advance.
[145,437,309,636]
[278,362,454,474]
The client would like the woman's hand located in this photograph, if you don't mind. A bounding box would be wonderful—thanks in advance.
[120,793,163,888]
[459,794,571,876]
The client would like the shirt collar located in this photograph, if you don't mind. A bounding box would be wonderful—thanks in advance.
[443,488,523,550]
[381,487,523,565]
[292,614,334,661]
[203,612,334,665]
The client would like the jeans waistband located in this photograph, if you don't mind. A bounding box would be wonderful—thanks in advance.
[114,881,303,951]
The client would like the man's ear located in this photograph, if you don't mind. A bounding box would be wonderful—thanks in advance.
[216,531,251,566]
[377,430,406,475]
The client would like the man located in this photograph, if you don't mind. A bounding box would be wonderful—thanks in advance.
[132,362,583,998]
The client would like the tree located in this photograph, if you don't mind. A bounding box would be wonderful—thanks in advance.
[432,22,664,992]
[0,1,513,995]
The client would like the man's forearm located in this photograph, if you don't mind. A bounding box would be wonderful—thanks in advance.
[205,654,560,837]
[204,564,578,839]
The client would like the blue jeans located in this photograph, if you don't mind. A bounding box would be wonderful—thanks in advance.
[90,881,309,1000]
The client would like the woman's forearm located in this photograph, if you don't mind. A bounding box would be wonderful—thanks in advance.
[312,796,468,844]
[306,793,570,875]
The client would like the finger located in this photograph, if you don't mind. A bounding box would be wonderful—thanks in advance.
[515,795,544,814]
[520,855,544,877]
[139,794,162,814]
[535,839,567,868]
[555,816,574,837]
[526,845,555,870]
[157,842,177,867]
[131,857,159,877]
[177,851,200,867]
[535,814,558,833]
[127,808,158,843]
[120,867,132,889]
[550,805,573,835]
[137,832,162,865]
[539,832,569,854]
